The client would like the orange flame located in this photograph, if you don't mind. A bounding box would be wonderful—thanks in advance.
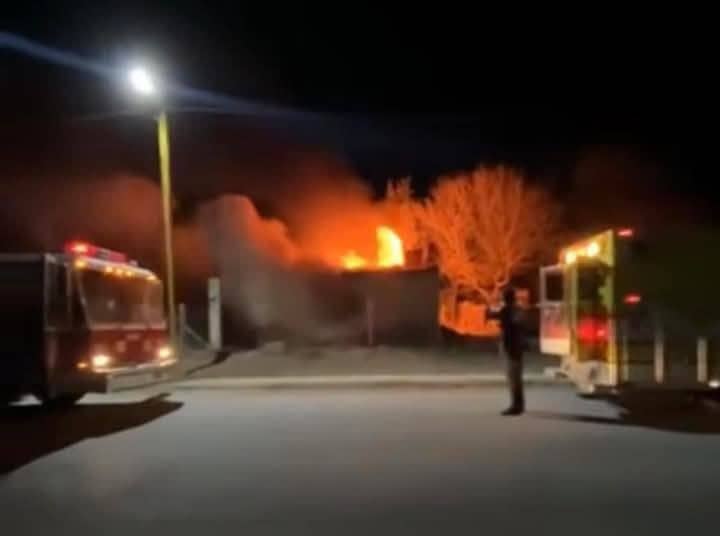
[341,250,369,270]
[376,225,404,268]
[341,225,405,270]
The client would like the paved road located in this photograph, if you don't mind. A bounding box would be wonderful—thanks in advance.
[2,386,720,534]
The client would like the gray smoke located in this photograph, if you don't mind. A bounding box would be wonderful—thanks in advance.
[198,195,363,343]
[0,168,372,343]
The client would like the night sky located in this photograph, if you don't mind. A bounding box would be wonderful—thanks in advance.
[2,2,716,202]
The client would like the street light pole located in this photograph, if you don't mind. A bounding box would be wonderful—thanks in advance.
[127,66,177,349]
[156,110,177,349]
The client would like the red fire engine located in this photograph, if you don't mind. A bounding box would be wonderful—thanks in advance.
[0,241,176,407]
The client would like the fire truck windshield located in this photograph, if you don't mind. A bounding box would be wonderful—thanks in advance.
[77,269,164,327]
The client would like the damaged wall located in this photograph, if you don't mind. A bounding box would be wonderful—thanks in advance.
[339,267,440,345]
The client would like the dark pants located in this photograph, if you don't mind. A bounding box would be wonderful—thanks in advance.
[506,350,525,410]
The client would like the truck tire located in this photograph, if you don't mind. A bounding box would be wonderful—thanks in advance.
[40,393,85,409]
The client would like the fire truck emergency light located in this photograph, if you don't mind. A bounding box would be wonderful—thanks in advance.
[69,242,89,254]
[64,241,128,262]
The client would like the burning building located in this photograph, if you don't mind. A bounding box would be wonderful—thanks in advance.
[340,225,406,271]
[339,266,440,346]
[199,195,439,348]
[336,225,440,346]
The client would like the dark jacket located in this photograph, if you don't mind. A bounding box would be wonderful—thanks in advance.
[488,304,525,358]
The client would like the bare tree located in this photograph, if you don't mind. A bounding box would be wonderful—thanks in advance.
[416,166,557,303]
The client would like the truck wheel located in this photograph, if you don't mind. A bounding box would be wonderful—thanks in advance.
[41,393,85,409]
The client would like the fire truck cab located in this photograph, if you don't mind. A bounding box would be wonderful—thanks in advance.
[0,242,176,407]
[540,228,720,397]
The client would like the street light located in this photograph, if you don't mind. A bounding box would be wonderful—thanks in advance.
[128,67,157,96]
[127,66,177,349]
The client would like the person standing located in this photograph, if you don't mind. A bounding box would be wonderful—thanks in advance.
[487,287,526,416]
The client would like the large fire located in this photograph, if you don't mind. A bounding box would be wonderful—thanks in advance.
[341,251,369,270]
[341,225,405,270]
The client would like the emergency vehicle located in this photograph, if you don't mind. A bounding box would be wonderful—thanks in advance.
[540,228,720,397]
[0,241,176,407]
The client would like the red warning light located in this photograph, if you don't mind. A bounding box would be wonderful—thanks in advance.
[578,317,609,344]
[624,293,642,305]
[64,241,127,262]
[65,241,93,255]
[618,228,634,238]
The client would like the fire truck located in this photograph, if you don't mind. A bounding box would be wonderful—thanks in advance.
[0,241,176,407]
[540,228,720,398]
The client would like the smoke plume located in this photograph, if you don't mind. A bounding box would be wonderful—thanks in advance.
[0,144,387,344]
[198,195,362,342]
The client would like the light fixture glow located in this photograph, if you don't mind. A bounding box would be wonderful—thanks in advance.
[91,354,112,369]
[156,345,173,360]
[128,67,157,96]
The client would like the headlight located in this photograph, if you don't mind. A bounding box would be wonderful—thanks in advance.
[156,346,173,360]
[91,354,112,369]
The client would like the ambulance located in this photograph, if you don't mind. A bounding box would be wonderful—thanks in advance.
[540,228,720,397]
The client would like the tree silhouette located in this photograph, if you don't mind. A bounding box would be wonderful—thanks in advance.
[416,166,557,303]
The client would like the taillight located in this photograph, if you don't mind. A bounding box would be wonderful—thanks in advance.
[577,317,608,344]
